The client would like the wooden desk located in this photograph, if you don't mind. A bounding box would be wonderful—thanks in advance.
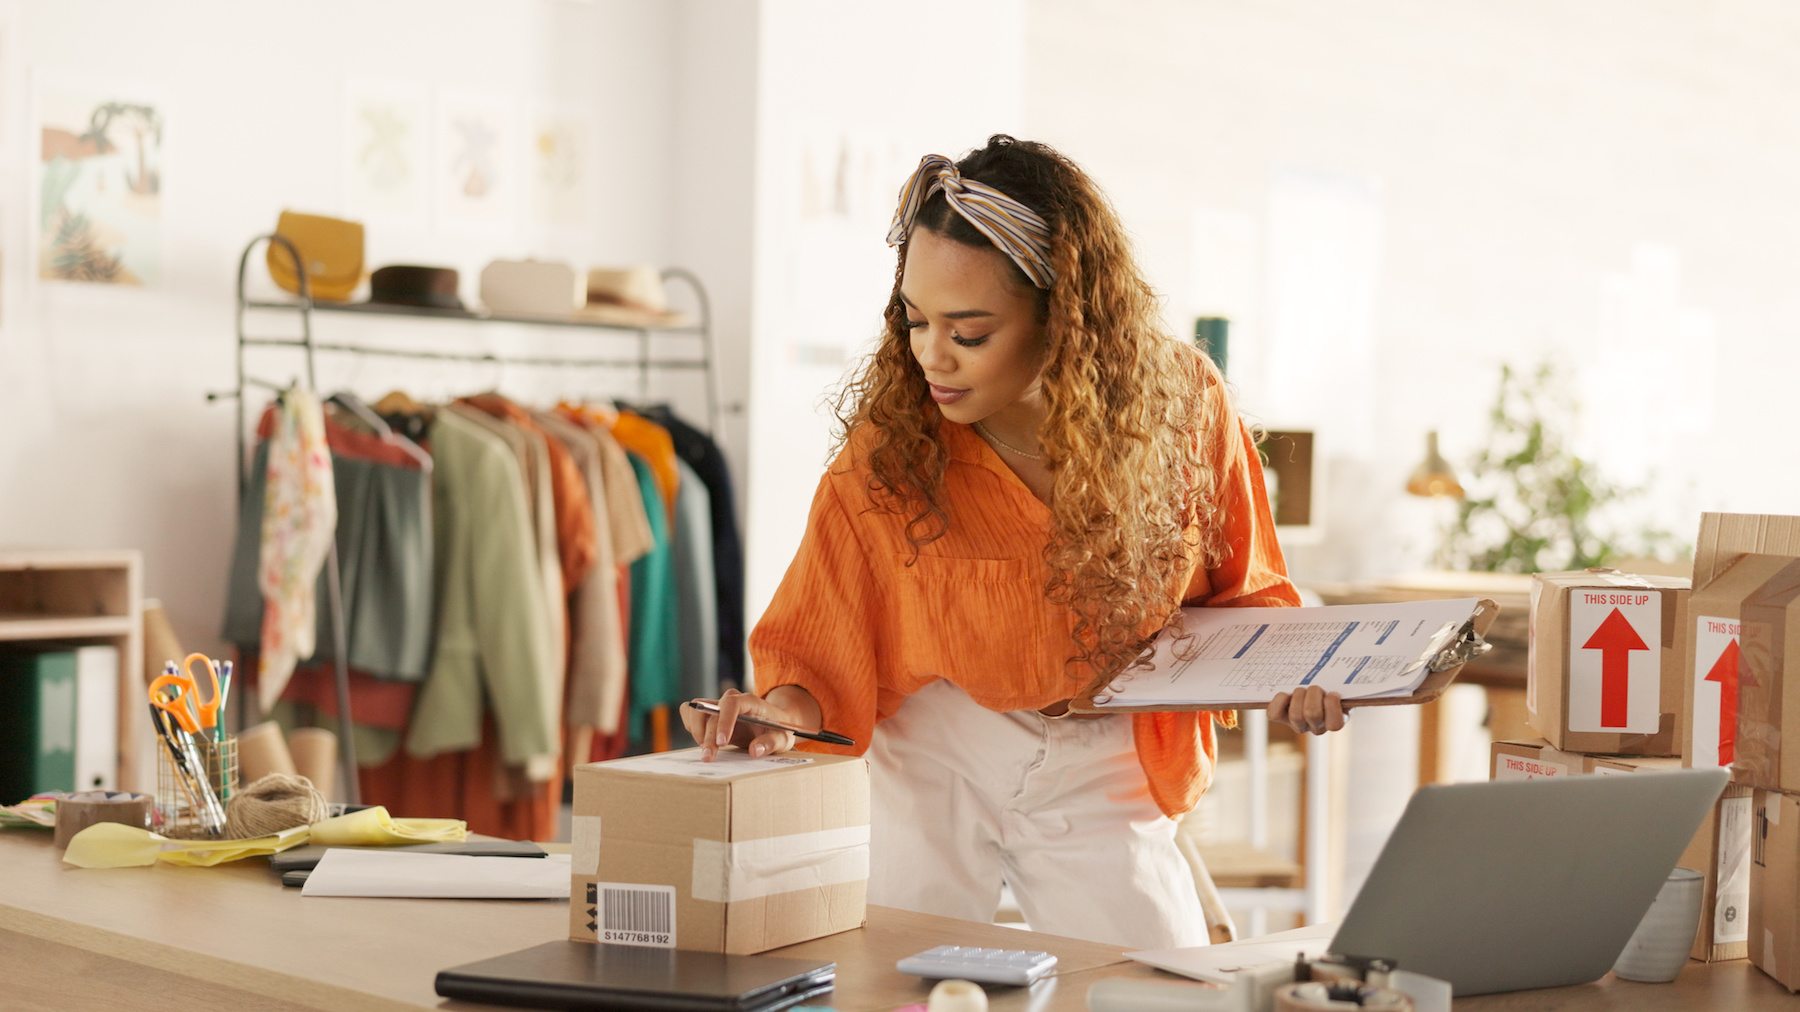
[1,829,1795,1010]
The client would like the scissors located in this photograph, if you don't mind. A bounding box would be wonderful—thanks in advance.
[147,653,224,736]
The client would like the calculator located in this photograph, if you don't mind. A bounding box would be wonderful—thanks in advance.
[895,945,1059,986]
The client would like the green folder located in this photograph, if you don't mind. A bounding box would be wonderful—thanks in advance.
[0,649,79,803]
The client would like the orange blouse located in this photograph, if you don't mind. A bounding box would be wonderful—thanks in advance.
[750,408,1300,818]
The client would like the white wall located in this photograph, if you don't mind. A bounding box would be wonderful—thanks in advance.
[1025,0,1800,580]
[741,0,1026,647]
[0,1,707,655]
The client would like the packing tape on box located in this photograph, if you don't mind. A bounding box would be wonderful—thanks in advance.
[690,825,871,902]
[573,816,602,875]
[53,791,154,849]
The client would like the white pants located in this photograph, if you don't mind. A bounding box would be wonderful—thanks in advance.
[868,679,1206,950]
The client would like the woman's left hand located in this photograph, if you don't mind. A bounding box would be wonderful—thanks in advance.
[1268,686,1346,735]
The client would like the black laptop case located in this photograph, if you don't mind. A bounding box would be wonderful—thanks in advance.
[434,941,836,1012]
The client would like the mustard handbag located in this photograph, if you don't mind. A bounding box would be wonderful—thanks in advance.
[267,211,364,302]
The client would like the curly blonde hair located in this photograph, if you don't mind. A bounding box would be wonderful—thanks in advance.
[834,135,1241,687]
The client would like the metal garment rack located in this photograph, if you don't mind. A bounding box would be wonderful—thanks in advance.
[212,233,722,805]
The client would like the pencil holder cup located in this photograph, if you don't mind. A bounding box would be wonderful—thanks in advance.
[1612,867,1704,982]
[154,733,239,839]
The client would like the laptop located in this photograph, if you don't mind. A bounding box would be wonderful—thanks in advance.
[434,940,835,1012]
[1328,766,1728,995]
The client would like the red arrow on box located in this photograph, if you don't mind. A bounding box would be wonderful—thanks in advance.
[1704,639,1741,766]
[1583,608,1649,728]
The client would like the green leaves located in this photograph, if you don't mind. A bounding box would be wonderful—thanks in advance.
[1442,361,1677,573]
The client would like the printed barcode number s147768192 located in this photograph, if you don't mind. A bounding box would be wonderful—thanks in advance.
[587,882,676,948]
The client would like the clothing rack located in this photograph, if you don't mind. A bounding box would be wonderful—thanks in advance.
[210,233,724,806]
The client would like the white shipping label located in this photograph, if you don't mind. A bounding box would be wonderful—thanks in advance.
[1567,590,1662,734]
[1593,765,1628,775]
[572,815,602,876]
[1691,616,1742,769]
[587,882,676,948]
[1494,753,1569,781]
[1716,796,1752,945]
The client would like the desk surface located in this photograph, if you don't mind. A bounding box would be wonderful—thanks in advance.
[1,829,1795,1011]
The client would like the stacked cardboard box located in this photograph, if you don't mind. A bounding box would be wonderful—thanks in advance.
[1691,514,1800,989]
[1513,561,1764,965]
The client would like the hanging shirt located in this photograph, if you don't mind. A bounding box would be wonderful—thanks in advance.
[670,458,719,701]
[751,415,1300,819]
[640,406,746,692]
[461,394,597,596]
[626,451,680,741]
[223,403,435,683]
[533,409,628,733]
[446,404,567,682]
[406,409,559,781]
[611,411,680,522]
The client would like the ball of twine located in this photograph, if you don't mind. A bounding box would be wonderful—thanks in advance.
[226,772,328,839]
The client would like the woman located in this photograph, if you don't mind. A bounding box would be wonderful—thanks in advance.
[680,135,1342,950]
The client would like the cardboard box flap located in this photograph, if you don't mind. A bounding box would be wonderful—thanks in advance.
[1695,513,1800,591]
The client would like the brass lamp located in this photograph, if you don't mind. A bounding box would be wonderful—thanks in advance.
[1406,430,1465,499]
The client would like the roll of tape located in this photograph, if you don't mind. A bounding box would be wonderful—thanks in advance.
[1273,981,1414,1012]
[927,979,988,1012]
[54,791,154,849]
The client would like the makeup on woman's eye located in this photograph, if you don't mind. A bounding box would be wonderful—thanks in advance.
[951,333,988,347]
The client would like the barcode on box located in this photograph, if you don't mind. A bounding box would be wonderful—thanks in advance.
[588,882,676,948]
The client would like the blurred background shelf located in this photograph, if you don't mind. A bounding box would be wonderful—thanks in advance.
[0,550,144,791]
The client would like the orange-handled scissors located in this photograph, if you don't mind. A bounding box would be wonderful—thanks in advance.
[146,653,223,735]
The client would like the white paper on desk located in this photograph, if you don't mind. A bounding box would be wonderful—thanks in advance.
[1091,599,1482,708]
[1128,922,1336,985]
[301,849,572,899]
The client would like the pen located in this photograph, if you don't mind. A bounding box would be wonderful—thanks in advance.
[685,698,857,748]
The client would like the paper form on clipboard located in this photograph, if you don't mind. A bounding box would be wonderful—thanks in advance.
[1086,598,1487,709]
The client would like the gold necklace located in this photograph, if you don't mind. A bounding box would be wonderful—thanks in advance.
[974,421,1043,461]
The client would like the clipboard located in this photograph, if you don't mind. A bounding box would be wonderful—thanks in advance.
[1068,598,1499,714]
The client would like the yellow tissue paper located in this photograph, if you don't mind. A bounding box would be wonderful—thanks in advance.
[309,807,467,846]
[60,806,465,869]
[63,821,310,868]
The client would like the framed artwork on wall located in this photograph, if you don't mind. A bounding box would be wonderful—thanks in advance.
[435,87,516,232]
[528,104,593,228]
[34,78,163,287]
[345,78,429,226]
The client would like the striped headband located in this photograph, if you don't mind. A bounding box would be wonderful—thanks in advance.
[885,154,1056,288]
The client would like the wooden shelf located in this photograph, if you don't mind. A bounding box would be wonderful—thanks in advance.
[0,615,134,641]
[0,550,143,791]
[1198,842,1303,889]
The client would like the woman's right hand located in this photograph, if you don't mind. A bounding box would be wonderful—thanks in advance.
[679,686,822,761]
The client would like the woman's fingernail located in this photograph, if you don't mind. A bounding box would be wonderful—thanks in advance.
[716,730,729,746]
[751,742,766,757]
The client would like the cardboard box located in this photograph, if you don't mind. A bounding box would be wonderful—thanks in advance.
[568,749,869,955]
[1490,738,1682,779]
[1686,554,1797,776]
[1491,739,1747,960]
[1491,737,1603,779]
[1682,781,1755,962]
[1527,570,1689,755]
[1738,560,1800,792]
[1751,789,1800,989]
